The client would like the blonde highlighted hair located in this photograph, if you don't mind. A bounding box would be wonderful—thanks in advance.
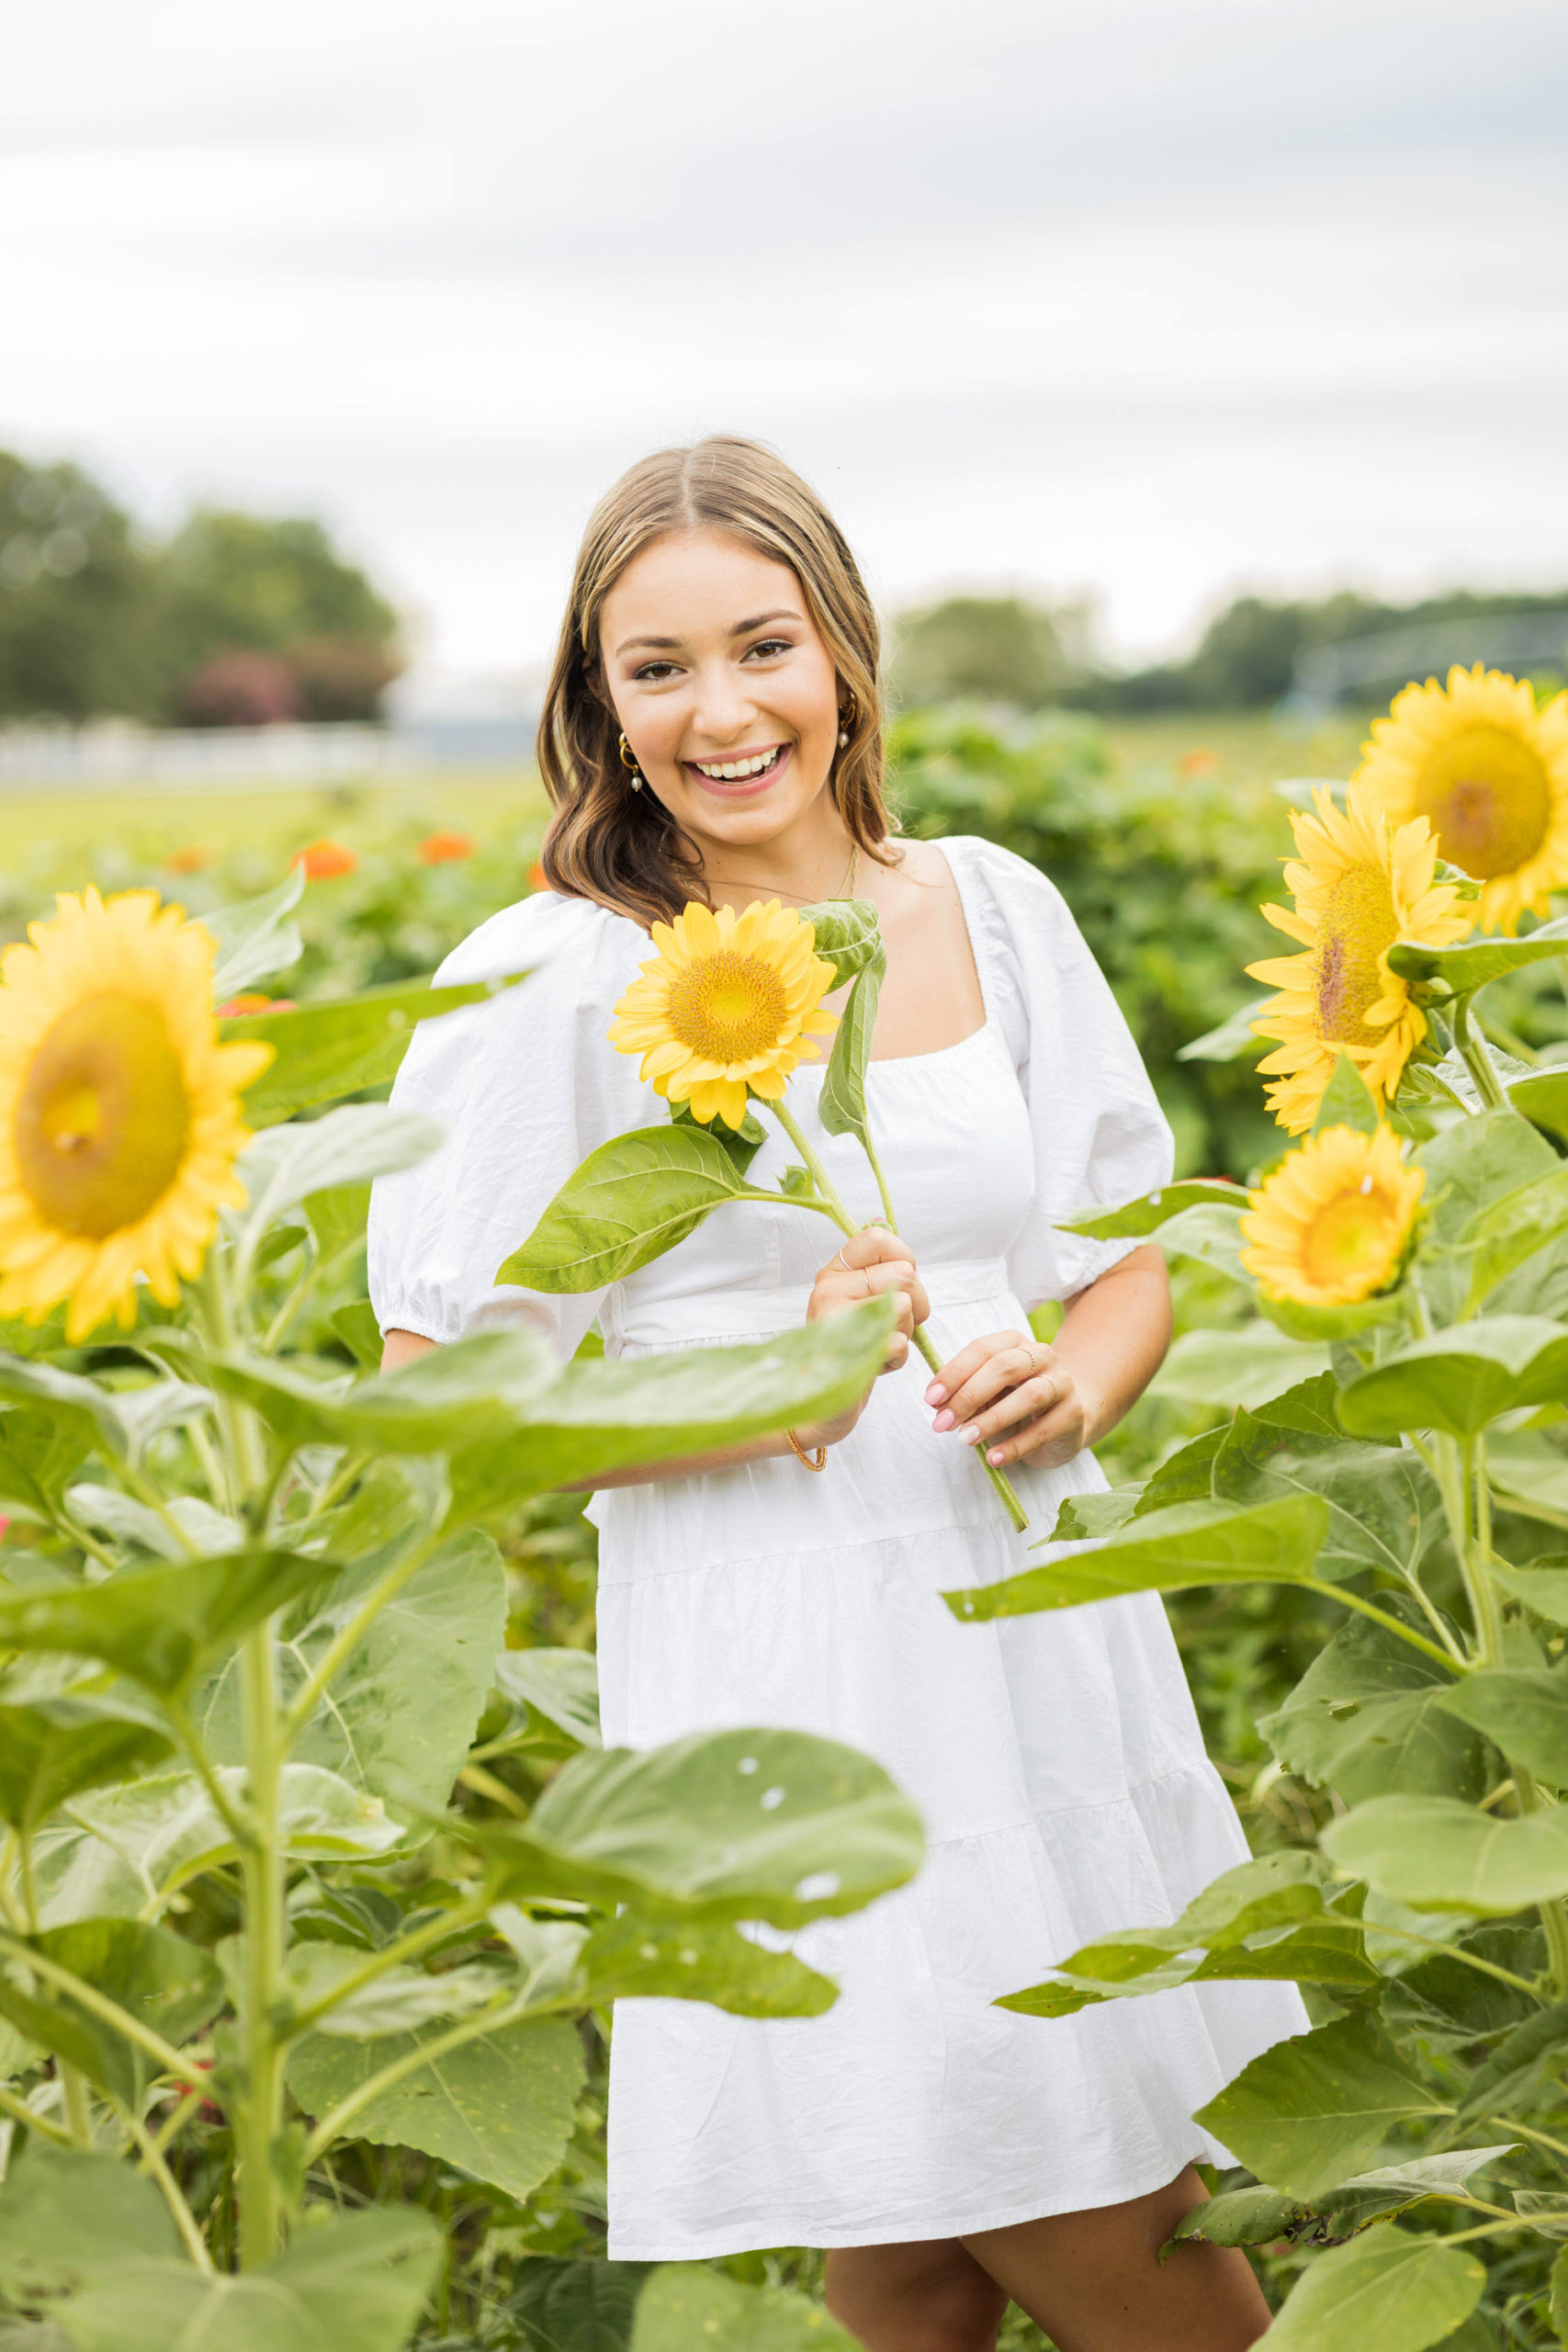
[536,435,895,929]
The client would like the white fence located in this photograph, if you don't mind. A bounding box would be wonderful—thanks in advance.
[0,717,538,792]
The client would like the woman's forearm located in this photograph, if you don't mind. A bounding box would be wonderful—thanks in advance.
[1050,1244,1172,1448]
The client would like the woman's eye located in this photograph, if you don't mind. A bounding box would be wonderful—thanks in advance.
[742,638,792,662]
[633,661,680,682]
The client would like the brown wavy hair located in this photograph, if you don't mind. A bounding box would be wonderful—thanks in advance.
[536,435,896,930]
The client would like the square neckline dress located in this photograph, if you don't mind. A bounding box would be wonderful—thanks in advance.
[368,834,1308,2259]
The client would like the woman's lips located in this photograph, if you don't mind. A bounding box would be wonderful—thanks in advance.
[682,742,793,797]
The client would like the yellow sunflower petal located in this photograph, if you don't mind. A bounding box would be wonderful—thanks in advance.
[1240,1124,1423,1306]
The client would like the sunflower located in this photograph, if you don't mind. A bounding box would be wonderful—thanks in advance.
[0,890,273,1340]
[1247,782,1471,1135]
[609,899,839,1130]
[1241,1124,1423,1307]
[1354,663,1568,933]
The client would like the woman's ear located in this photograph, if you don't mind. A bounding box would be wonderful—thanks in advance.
[584,662,615,716]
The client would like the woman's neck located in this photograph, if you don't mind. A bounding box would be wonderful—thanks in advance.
[695,813,867,910]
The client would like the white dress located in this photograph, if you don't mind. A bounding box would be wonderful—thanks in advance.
[368,835,1308,2260]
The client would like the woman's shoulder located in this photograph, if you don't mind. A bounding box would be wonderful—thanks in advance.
[434,886,648,992]
[924,833,1081,964]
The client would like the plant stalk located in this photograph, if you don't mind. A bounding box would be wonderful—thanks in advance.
[236,1618,285,2269]
[1451,991,1511,1114]
[1512,1761,1568,1996]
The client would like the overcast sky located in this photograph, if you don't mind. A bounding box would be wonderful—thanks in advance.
[3,0,1564,679]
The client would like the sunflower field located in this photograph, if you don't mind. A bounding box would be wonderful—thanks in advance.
[2,673,1568,2349]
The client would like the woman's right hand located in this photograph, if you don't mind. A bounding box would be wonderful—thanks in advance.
[790,1227,930,1452]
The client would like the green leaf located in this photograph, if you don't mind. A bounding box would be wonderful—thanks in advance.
[1176,996,1272,1064]
[203,1531,507,1822]
[1389,912,1568,994]
[305,1181,373,1261]
[0,1697,172,1835]
[670,1097,767,1177]
[1169,2144,1518,2250]
[287,2016,584,2199]
[818,938,886,1155]
[1457,1996,1568,2121]
[232,1105,444,1261]
[0,1360,130,1466]
[494,1649,602,1750]
[1383,1924,1541,2050]
[1324,1792,1568,1911]
[0,2144,181,2303]
[795,898,883,987]
[1194,2013,1448,2199]
[630,2267,858,2351]
[1490,1559,1568,1625]
[505,2258,655,2352]
[943,1493,1329,1623]
[0,1549,331,1696]
[1461,1167,1568,1309]
[478,1724,924,1928]
[1259,1608,1483,1804]
[1338,1316,1568,1439]
[1311,1051,1385,1137]
[0,1919,223,2108]
[1414,1109,1559,1250]
[1055,1178,1248,1242]
[580,1915,838,2018]
[228,968,533,1125]
[1437,1664,1568,1787]
[1262,2226,1484,2352]
[447,1303,894,1523]
[1151,1202,1249,1283]
[1553,2242,1568,2342]
[55,2206,440,2352]
[202,865,305,1001]
[192,1327,557,1458]
[1507,1069,1568,1148]
[332,1300,383,1371]
[1150,1328,1331,1412]
[496,1125,777,1294]
[0,1411,92,1524]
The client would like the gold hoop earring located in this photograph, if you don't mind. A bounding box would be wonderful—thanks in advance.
[617,730,645,792]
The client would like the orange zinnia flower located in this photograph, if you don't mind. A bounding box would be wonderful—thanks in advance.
[165,845,213,875]
[293,840,357,880]
[217,994,294,1018]
[527,861,549,892]
[417,830,474,865]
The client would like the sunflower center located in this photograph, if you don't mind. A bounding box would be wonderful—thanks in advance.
[664,952,789,1063]
[1413,724,1551,879]
[15,994,192,1238]
[1300,1180,1404,1293]
[1312,865,1398,1045]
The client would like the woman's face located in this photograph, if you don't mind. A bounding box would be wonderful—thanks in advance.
[597,527,844,859]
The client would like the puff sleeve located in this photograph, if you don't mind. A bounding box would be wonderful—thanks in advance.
[952,835,1175,1309]
[367,890,655,1363]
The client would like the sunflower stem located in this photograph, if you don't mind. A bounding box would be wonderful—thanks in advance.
[1451,991,1511,1113]
[236,1618,285,2268]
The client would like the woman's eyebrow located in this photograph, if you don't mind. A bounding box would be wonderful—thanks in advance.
[729,608,802,636]
[615,608,803,658]
[615,632,682,655]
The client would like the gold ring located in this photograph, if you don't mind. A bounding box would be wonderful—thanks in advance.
[832,1248,852,1274]
[863,1268,874,1296]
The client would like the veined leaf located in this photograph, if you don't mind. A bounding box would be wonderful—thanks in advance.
[1388,914,1568,994]
[201,865,305,1001]
[1262,2226,1484,2352]
[1436,1664,1568,1788]
[631,2267,859,2352]
[1490,1560,1568,1626]
[1461,1167,1568,1309]
[190,1327,557,1458]
[473,1724,924,1928]
[0,2144,181,2303]
[1324,1792,1568,1911]
[943,1493,1328,1623]
[1337,1316,1568,1440]
[496,1124,781,1294]
[0,1697,172,1835]
[1176,996,1272,1064]
[1194,2012,1447,2199]
[1414,1109,1559,1250]
[580,1915,838,2018]
[1151,1201,1248,1283]
[493,1647,602,1750]
[1508,1068,1568,1147]
[1150,1327,1330,1412]
[1457,1995,1568,2120]
[231,1105,443,1263]
[227,967,532,1126]
[818,935,886,1155]
[505,2259,655,2352]
[0,1549,332,1696]
[1168,2144,1517,2251]
[1055,1179,1248,1243]
[1311,1051,1384,1137]
[1259,1607,1483,1805]
[795,897,883,988]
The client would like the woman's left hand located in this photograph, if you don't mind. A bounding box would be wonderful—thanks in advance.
[924,1329,1097,1471]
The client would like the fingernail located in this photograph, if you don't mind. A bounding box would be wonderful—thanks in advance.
[925,1382,945,1404]
[987,1448,1006,1465]
[960,1424,980,1446]
[932,1408,955,1432]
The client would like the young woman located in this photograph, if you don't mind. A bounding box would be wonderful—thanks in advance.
[369,438,1305,2352]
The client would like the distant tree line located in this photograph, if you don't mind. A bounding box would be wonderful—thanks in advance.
[0,450,403,728]
[889,586,1568,714]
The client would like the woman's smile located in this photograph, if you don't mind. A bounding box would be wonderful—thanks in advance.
[682,741,793,797]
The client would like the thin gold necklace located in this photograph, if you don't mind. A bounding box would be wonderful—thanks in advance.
[708,837,860,904]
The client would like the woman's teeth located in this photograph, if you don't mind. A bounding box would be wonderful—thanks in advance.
[692,747,784,781]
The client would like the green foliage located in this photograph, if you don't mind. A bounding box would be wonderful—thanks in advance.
[888,594,1083,710]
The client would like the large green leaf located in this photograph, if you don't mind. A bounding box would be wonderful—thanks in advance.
[795,898,883,988]
[493,1649,602,1750]
[0,1697,172,1835]
[287,2015,584,2197]
[1456,1995,1568,2121]
[0,2144,180,2304]
[203,1531,507,1821]
[226,968,531,1126]
[1055,1179,1248,1243]
[1259,1609,1484,1804]
[479,1724,924,1928]
[1414,1110,1560,1250]
[0,1361,130,1466]
[231,1105,444,1264]
[1389,914,1568,995]
[194,1327,558,1458]
[496,1125,781,1294]
[580,1915,838,2018]
[55,2207,439,2352]
[1508,1069,1568,1148]
[1337,1317,1568,1439]
[0,1410,93,1524]
[1383,1924,1541,2051]
[817,937,886,1156]
[1150,1201,1249,1283]
[943,1493,1328,1623]
[201,865,305,1001]
[1203,1388,1436,1586]
[1262,2226,1485,2352]
[447,1303,893,1523]
[1194,2013,1447,2199]
[1460,1167,1568,1309]
[631,2267,857,2352]
[1177,995,1273,1064]
[0,1918,223,2108]
[505,2258,655,2352]
[1324,1793,1568,1911]
[1149,1328,1331,1411]
[1437,1665,1568,1788]
[0,1550,332,1696]
[1169,2145,1518,2251]
[1311,1050,1385,1136]
[1489,1560,1568,1626]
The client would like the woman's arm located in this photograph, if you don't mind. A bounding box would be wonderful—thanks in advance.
[922,1243,1172,1473]
[378,1227,931,1490]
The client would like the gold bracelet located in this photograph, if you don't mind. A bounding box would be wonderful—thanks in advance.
[785,1428,828,1471]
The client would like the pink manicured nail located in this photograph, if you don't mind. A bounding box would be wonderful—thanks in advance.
[932,1408,955,1432]
[987,1449,1005,1465]
[925,1382,945,1404]
[960,1425,980,1446]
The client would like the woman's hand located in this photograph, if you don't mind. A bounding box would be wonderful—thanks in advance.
[792,1227,930,1451]
[925,1329,1095,1472]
